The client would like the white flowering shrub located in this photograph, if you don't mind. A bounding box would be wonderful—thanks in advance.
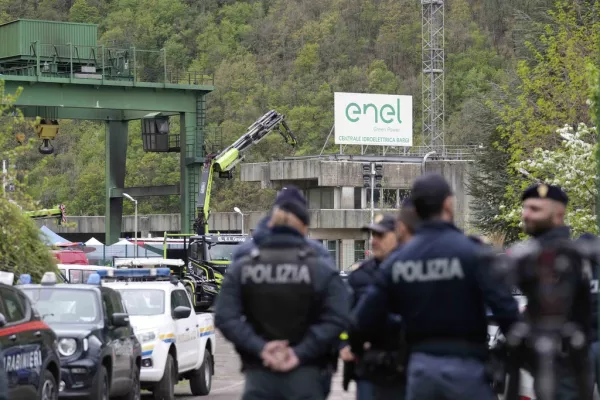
[495,123,598,236]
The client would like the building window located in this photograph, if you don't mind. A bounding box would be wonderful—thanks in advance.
[354,240,366,262]
[321,188,334,209]
[354,187,362,209]
[327,240,338,267]
[316,239,339,269]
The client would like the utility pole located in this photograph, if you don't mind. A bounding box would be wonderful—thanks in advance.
[362,162,384,226]
[422,0,445,155]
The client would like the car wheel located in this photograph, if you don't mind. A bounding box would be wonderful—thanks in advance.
[39,369,58,400]
[115,365,140,400]
[93,366,109,400]
[153,354,175,400]
[189,351,212,396]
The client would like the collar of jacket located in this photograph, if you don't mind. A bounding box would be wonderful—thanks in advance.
[254,225,306,247]
[534,225,571,242]
[416,220,460,233]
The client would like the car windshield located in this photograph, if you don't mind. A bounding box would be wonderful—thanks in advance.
[117,289,164,316]
[22,288,100,324]
[208,243,239,262]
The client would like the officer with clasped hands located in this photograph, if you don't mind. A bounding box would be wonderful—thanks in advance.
[214,186,350,400]
[353,173,519,400]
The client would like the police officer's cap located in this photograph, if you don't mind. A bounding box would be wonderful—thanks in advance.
[274,185,310,225]
[521,183,568,205]
[410,173,453,218]
[361,213,396,234]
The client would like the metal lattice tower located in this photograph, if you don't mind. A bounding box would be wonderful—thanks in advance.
[421,0,445,154]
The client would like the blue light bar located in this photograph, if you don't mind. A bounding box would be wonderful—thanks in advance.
[97,268,171,278]
[18,274,32,285]
[87,273,101,285]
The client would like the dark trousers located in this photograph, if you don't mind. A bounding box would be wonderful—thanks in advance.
[242,366,325,400]
[592,341,600,394]
[320,368,333,397]
[373,382,405,400]
[356,378,405,400]
[532,351,594,400]
[406,353,495,400]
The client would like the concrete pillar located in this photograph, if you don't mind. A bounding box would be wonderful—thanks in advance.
[140,216,150,238]
[105,120,128,245]
[341,239,355,270]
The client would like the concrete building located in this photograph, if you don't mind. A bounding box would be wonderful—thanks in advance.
[239,155,474,269]
[36,153,475,270]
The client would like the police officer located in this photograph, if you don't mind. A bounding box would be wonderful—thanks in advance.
[214,186,350,400]
[577,232,599,395]
[341,201,419,399]
[517,183,594,399]
[354,173,519,400]
[231,187,341,398]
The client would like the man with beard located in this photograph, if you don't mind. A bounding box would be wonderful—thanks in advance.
[515,183,594,400]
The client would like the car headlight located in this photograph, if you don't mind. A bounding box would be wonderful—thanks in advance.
[58,338,77,357]
[137,331,157,344]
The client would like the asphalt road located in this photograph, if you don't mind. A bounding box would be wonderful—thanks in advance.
[143,330,356,399]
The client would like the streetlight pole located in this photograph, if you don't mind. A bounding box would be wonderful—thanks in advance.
[370,163,375,225]
[123,193,138,258]
[422,150,437,175]
[234,207,244,234]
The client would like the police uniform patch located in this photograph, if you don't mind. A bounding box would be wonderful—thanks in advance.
[537,184,549,198]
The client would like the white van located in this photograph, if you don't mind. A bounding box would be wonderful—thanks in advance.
[56,264,114,284]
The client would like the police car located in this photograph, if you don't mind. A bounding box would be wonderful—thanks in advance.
[98,268,216,399]
[18,272,142,400]
[0,272,61,400]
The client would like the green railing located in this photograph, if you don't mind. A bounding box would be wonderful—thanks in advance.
[0,42,214,86]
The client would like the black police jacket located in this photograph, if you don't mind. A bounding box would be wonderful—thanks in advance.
[532,227,593,343]
[353,221,519,361]
[214,226,351,370]
[348,258,403,352]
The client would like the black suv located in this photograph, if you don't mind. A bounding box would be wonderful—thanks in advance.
[0,277,61,400]
[19,274,142,400]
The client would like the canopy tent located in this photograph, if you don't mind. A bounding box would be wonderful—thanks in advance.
[39,226,71,246]
[85,237,103,246]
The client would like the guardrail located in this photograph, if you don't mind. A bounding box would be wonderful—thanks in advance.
[0,42,214,86]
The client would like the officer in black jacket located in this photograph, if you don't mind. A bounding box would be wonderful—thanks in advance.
[577,232,599,394]
[354,173,519,400]
[341,201,419,400]
[214,187,350,400]
[514,183,594,400]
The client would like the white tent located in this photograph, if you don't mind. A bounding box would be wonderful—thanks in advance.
[113,239,132,246]
[85,237,103,246]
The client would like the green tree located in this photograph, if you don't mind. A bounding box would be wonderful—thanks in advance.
[0,81,57,278]
[0,199,58,279]
[69,0,100,24]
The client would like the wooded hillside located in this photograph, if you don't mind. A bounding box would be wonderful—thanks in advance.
[0,0,598,241]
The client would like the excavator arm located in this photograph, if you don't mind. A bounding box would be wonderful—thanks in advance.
[23,204,67,225]
[193,110,297,235]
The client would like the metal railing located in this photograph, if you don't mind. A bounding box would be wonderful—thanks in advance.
[0,42,214,86]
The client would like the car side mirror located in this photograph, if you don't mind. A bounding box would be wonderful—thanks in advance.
[112,313,130,327]
[0,313,6,328]
[173,306,191,320]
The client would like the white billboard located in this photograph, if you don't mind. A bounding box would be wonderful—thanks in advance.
[334,92,413,146]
